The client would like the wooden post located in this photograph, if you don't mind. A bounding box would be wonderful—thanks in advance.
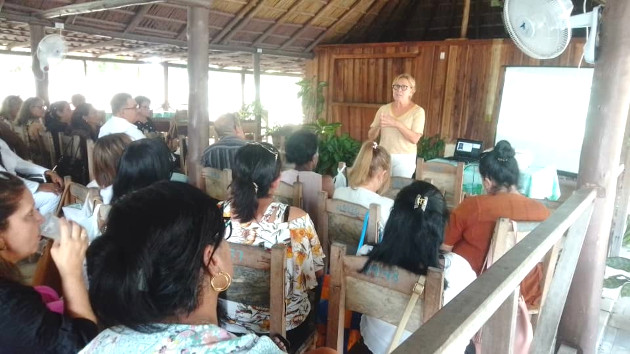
[460,0,471,38]
[558,1,630,352]
[609,109,630,257]
[253,49,261,141]
[162,62,170,110]
[240,71,246,108]
[29,24,48,103]
[186,6,209,189]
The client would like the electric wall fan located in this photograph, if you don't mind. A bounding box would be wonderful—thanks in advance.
[503,0,602,63]
[36,34,68,72]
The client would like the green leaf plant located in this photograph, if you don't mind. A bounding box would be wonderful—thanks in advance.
[604,257,630,297]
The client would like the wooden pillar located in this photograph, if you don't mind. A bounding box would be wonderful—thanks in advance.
[29,24,48,104]
[186,6,209,189]
[162,62,170,110]
[558,1,630,352]
[253,49,261,141]
[240,71,246,108]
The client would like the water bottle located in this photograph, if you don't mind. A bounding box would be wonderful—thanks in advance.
[40,213,61,241]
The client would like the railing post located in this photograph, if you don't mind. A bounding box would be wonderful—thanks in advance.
[481,287,519,354]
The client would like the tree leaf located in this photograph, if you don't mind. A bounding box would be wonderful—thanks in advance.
[603,275,630,289]
[607,257,630,272]
[621,283,630,298]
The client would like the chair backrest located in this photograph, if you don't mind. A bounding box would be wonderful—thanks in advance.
[316,191,380,261]
[86,138,95,182]
[384,176,415,199]
[39,131,57,168]
[178,135,188,174]
[222,243,287,337]
[202,167,232,201]
[273,180,303,208]
[326,243,444,352]
[415,157,465,208]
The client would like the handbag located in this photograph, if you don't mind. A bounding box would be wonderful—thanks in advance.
[56,136,88,184]
[387,276,426,353]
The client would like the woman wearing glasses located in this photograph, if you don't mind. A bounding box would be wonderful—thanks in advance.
[16,97,47,166]
[368,74,425,178]
[220,143,325,345]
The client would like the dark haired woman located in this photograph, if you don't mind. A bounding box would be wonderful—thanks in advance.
[443,140,549,307]
[357,181,476,354]
[70,103,101,141]
[0,172,97,352]
[281,129,334,225]
[82,181,286,352]
[221,143,325,340]
[111,138,176,202]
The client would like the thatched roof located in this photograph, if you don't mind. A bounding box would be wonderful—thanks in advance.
[0,0,595,74]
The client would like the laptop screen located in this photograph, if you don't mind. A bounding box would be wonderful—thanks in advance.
[455,139,483,158]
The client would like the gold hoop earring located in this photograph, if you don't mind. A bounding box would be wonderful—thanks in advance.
[210,271,232,292]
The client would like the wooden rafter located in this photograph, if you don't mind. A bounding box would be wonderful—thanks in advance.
[211,0,259,44]
[70,39,124,52]
[279,0,339,50]
[220,1,266,44]
[124,4,152,33]
[40,0,165,19]
[0,0,5,13]
[305,0,370,52]
[341,0,388,43]
[7,41,28,50]
[253,0,310,46]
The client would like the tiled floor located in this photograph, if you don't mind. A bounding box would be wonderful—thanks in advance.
[598,248,630,354]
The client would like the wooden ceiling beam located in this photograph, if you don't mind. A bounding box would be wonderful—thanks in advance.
[70,39,124,51]
[340,0,387,43]
[279,0,338,50]
[220,1,267,44]
[305,0,370,52]
[253,0,310,46]
[40,0,165,19]
[124,4,152,33]
[211,0,259,44]
[7,41,28,50]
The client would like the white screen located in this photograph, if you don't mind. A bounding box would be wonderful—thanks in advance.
[495,67,594,174]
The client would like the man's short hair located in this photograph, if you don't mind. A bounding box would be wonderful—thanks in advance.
[135,96,151,107]
[111,93,133,115]
[214,113,241,138]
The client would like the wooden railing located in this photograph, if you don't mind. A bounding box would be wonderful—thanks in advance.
[394,187,597,353]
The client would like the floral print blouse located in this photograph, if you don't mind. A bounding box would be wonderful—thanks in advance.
[79,323,284,353]
[219,201,325,333]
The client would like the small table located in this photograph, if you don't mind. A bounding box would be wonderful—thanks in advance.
[428,159,561,201]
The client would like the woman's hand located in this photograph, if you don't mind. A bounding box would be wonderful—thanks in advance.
[379,113,400,129]
[37,183,62,195]
[45,170,64,188]
[50,219,88,280]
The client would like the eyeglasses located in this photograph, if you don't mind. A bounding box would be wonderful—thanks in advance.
[251,142,278,162]
[123,105,138,111]
[392,84,410,91]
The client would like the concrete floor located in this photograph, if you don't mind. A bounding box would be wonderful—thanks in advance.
[598,247,630,354]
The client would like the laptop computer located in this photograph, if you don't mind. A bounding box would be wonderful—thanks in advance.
[445,138,483,163]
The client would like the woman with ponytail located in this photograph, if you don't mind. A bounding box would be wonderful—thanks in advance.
[220,143,325,342]
[333,141,394,224]
[0,172,97,352]
[443,140,549,306]
[356,181,476,354]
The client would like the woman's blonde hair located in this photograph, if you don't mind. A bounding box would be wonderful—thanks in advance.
[93,133,132,187]
[348,141,391,194]
[392,73,416,93]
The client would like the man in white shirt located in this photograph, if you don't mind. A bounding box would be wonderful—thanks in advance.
[98,93,145,141]
[0,138,63,215]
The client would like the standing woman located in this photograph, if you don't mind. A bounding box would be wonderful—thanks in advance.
[368,74,425,178]
[0,172,97,352]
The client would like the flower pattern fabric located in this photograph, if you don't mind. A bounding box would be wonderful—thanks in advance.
[220,201,325,333]
[79,323,284,353]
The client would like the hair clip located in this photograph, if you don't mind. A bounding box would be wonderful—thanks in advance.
[372,142,378,150]
[414,194,428,211]
[497,157,509,162]
[252,182,258,194]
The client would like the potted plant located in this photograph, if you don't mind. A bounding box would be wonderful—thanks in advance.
[297,78,328,122]
[417,134,446,161]
[304,119,360,176]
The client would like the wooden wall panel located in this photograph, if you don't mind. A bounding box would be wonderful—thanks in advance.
[312,38,590,147]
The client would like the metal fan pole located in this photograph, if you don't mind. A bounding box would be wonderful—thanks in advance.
[29,24,49,104]
[558,1,630,352]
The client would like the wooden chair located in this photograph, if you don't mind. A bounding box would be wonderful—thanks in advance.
[326,243,444,352]
[273,180,303,208]
[316,191,380,262]
[38,131,57,169]
[384,176,416,199]
[201,167,232,200]
[32,177,100,293]
[415,157,465,209]
[86,139,95,182]
[485,218,560,331]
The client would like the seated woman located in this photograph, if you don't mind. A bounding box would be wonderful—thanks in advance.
[333,141,394,224]
[44,101,73,158]
[70,103,101,141]
[356,181,476,354]
[111,138,179,202]
[281,129,334,225]
[220,143,325,339]
[0,95,28,159]
[88,133,132,204]
[82,181,286,353]
[0,172,97,352]
[443,140,549,307]
[16,97,47,166]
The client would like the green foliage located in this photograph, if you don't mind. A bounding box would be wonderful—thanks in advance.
[624,215,630,247]
[316,133,361,176]
[604,257,630,297]
[297,78,328,121]
[238,102,264,121]
[417,134,446,160]
[303,119,341,139]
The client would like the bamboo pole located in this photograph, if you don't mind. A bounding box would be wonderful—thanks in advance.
[558,1,630,352]
[186,5,209,189]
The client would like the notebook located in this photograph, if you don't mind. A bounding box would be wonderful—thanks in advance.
[445,138,483,163]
